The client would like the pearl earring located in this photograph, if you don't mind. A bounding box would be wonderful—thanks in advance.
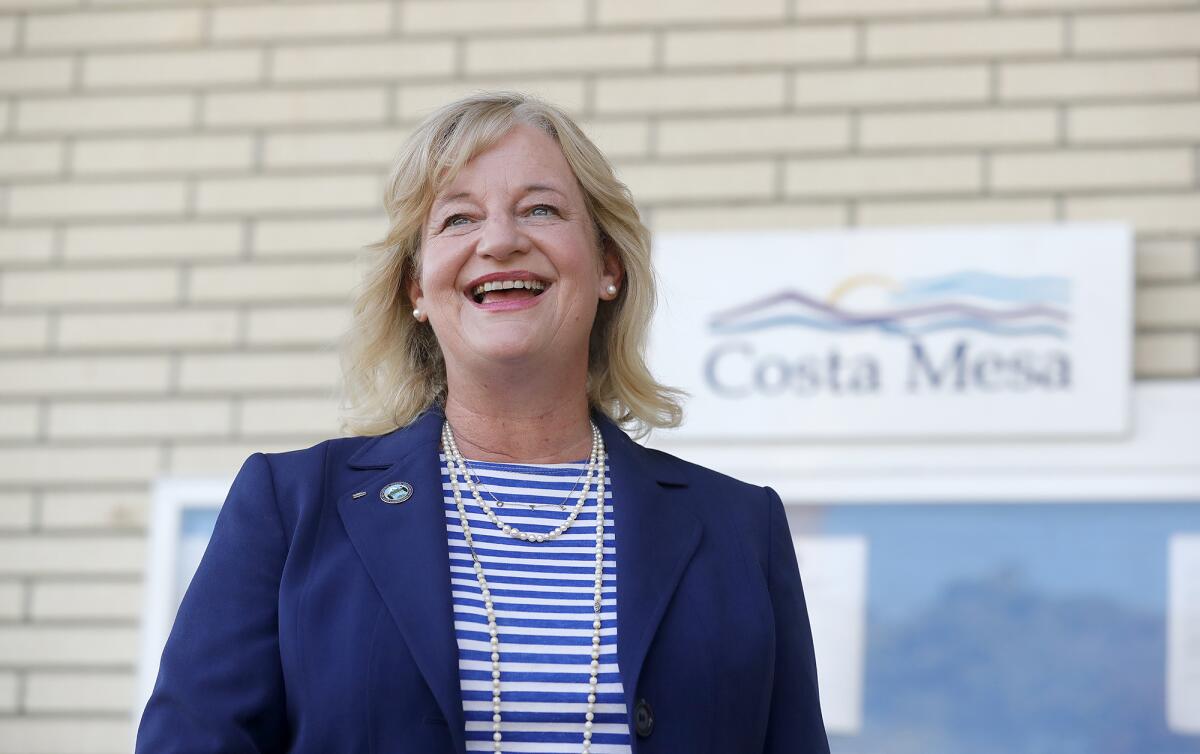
[412,307,424,321]
[604,283,618,296]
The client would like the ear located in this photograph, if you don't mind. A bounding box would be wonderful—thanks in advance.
[599,243,624,300]
[406,272,425,313]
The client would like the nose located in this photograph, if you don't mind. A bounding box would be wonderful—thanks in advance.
[474,212,530,261]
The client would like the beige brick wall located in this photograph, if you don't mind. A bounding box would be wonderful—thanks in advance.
[0,0,1197,748]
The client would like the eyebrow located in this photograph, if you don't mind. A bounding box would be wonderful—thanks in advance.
[431,183,567,212]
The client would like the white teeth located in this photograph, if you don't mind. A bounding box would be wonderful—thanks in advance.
[471,279,547,297]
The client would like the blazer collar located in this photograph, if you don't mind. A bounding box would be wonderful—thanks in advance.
[336,405,699,750]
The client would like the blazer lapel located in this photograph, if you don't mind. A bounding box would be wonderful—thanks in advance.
[334,406,467,754]
[595,413,701,715]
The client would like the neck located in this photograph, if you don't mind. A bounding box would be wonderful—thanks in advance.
[441,363,595,464]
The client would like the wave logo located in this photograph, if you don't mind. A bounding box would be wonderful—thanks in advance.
[708,270,1071,340]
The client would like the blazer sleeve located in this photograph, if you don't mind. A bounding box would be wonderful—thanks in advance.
[135,452,291,753]
[762,485,831,754]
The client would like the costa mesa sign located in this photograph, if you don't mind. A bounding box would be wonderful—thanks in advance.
[648,224,1131,440]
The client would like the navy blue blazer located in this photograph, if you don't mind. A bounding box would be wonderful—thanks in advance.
[136,405,829,754]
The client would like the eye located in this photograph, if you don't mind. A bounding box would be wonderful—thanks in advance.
[528,204,558,217]
[442,213,471,228]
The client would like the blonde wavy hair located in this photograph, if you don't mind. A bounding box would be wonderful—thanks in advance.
[337,91,684,438]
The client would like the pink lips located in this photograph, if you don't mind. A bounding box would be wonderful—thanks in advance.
[462,270,550,312]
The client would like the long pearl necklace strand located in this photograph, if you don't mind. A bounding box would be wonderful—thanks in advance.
[441,420,607,753]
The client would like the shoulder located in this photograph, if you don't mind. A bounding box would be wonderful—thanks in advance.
[640,443,773,500]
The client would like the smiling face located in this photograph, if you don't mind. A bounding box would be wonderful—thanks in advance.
[409,123,623,385]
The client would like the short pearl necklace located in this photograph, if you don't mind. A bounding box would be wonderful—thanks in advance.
[442,420,607,754]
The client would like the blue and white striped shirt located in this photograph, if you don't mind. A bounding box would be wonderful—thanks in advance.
[440,452,633,753]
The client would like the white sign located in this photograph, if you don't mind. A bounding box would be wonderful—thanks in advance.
[649,224,1132,439]
[794,535,868,734]
[1168,533,1200,734]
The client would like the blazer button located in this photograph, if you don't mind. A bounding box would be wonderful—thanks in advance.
[634,698,654,738]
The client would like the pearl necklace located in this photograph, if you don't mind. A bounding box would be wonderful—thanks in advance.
[442,420,607,754]
[442,420,602,543]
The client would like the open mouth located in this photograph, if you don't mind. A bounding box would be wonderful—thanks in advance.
[468,278,548,305]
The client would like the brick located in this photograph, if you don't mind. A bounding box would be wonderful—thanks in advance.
[0,625,137,665]
[1067,194,1200,233]
[615,160,775,202]
[0,356,170,396]
[31,583,140,621]
[657,114,849,156]
[396,79,586,121]
[58,309,239,350]
[595,72,786,115]
[650,203,847,231]
[861,107,1056,149]
[0,582,22,618]
[241,396,340,435]
[1004,0,1193,6]
[867,17,1061,59]
[0,314,51,351]
[0,16,14,51]
[785,154,980,197]
[665,26,855,68]
[196,174,379,215]
[1,267,179,306]
[798,0,987,16]
[794,65,989,107]
[0,493,35,530]
[597,0,785,24]
[0,404,38,440]
[204,87,387,127]
[1137,238,1198,281]
[0,535,144,575]
[84,49,263,89]
[179,351,338,391]
[0,58,73,93]
[48,399,230,440]
[0,718,133,754]
[1074,11,1200,53]
[0,227,54,265]
[212,2,391,41]
[264,128,410,170]
[272,40,455,83]
[27,671,134,714]
[16,94,194,134]
[858,197,1056,226]
[466,33,653,76]
[41,489,147,530]
[64,222,242,262]
[246,305,351,346]
[1069,102,1200,144]
[1000,58,1199,101]
[0,0,77,7]
[403,0,585,33]
[1137,284,1200,327]
[0,672,14,712]
[190,261,356,302]
[578,120,650,159]
[0,446,158,484]
[170,439,313,475]
[73,134,254,175]
[1135,331,1199,376]
[255,216,388,256]
[990,148,1193,192]
[0,141,64,178]
[26,8,202,49]
[8,180,186,220]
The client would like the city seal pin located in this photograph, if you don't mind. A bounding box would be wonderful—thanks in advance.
[379,482,413,504]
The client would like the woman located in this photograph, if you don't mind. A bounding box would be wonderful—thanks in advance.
[136,92,829,754]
